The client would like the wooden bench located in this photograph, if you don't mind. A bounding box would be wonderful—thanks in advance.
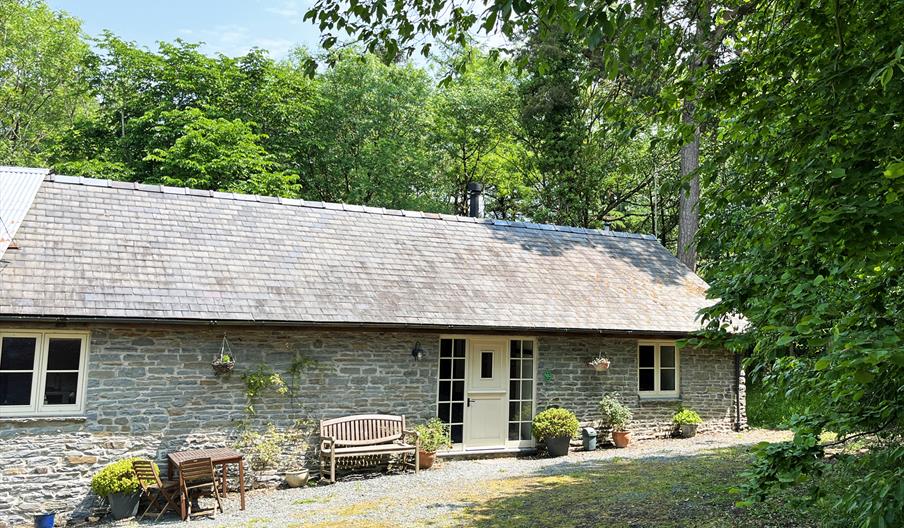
[319,414,420,483]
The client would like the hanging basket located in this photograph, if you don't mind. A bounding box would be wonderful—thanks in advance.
[211,335,236,376]
[589,357,610,371]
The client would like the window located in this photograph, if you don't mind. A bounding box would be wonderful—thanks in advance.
[0,332,88,416]
[437,338,465,443]
[637,342,679,397]
[508,339,535,441]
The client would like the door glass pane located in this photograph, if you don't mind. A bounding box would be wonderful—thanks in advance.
[510,340,521,358]
[520,401,532,421]
[660,369,676,391]
[509,423,520,441]
[0,337,37,370]
[450,424,463,443]
[440,359,452,379]
[509,359,520,379]
[480,352,493,378]
[439,380,451,401]
[0,372,32,405]
[509,380,521,399]
[521,360,533,379]
[454,339,466,358]
[452,358,465,379]
[521,380,532,399]
[639,345,655,368]
[451,402,464,423]
[509,401,520,421]
[440,339,453,358]
[438,403,450,422]
[660,346,676,368]
[639,368,655,391]
[43,373,79,405]
[451,381,465,401]
[520,422,532,441]
[522,340,533,357]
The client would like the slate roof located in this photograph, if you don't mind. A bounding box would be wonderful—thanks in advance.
[0,171,713,333]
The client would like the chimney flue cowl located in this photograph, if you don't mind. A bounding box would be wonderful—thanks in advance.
[467,182,484,218]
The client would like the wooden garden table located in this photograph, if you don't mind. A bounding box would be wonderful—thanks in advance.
[167,447,246,514]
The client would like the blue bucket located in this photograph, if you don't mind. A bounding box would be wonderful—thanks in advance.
[34,513,55,528]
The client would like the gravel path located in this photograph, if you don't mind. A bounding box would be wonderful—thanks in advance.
[98,429,790,528]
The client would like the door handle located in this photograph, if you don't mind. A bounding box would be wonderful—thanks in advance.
[467,397,475,407]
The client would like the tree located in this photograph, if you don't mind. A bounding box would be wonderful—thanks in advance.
[0,0,93,165]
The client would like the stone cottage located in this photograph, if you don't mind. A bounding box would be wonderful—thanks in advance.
[0,167,745,525]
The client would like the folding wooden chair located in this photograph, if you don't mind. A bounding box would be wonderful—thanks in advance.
[132,459,181,521]
[177,457,224,520]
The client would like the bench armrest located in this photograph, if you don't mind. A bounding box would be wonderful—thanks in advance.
[320,436,336,452]
[402,429,420,450]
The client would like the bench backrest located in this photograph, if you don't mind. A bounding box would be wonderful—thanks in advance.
[320,414,406,446]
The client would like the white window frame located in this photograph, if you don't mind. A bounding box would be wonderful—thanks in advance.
[637,341,680,398]
[0,330,89,417]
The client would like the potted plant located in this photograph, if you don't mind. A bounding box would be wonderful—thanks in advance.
[284,467,310,487]
[599,394,633,448]
[90,458,150,520]
[589,356,611,371]
[211,353,235,375]
[414,418,452,469]
[532,407,579,457]
[672,408,703,438]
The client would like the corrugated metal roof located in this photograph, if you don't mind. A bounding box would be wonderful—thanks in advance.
[0,166,47,259]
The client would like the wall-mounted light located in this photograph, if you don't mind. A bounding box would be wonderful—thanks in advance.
[411,341,425,361]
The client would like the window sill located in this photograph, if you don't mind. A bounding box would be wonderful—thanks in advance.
[0,415,87,424]
[637,395,682,403]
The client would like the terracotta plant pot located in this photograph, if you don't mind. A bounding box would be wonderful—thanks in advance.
[418,450,437,469]
[612,431,630,448]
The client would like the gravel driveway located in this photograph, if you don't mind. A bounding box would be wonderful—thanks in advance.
[97,429,790,528]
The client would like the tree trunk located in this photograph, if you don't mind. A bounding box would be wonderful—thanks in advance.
[678,103,700,270]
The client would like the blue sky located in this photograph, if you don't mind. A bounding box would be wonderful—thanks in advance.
[48,0,325,58]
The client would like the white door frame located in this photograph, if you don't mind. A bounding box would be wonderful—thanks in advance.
[437,335,538,451]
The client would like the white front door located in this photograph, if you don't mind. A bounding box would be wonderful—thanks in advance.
[464,338,508,448]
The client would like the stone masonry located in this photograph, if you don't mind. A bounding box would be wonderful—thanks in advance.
[0,324,744,526]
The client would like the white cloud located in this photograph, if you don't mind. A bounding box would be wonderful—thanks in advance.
[265,1,302,22]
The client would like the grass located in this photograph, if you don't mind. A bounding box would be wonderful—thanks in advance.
[290,447,828,528]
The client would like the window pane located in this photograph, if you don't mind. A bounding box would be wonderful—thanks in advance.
[0,372,32,405]
[451,424,463,443]
[509,423,520,441]
[47,338,81,370]
[660,346,676,368]
[639,345,655,368]
[520,422,532,441]
[509,380,521,400]
[521,380,533,400]
[510,340,521,359]
[451,381,464,401]
[452,358,465,379]
[660,369,676,391]
[451,402,464,423]
[439,359,452,379]
[480,352,493,378]
[509,359,520,379]
[43,373,79,405]
[440,339,452,358]
[639,368,655,391]
[509,401,520,421]
[454,339,466,358]
[520,401,533,421]
[0,337,37,370]
[522,341,533,357]
[438,381,451,401]
[438,403,450,422]
[521,359,533,379]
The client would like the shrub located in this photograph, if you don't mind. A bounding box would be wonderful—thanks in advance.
[90,458,155,497]
[599,393,632,432]
[414,418,453,453]
[673,408,703,425]
[532,407,579,441]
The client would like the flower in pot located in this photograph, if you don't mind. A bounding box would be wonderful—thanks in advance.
[672,408,702,438]
[90,458,153,520]
[589,356,611,371]
[599,394,633,448]
[414,418,452,469]
[211,353,235,375]
[532,407,579,457]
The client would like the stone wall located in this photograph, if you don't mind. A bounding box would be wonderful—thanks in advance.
[536,335,745,439]
[0,324,744,526]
